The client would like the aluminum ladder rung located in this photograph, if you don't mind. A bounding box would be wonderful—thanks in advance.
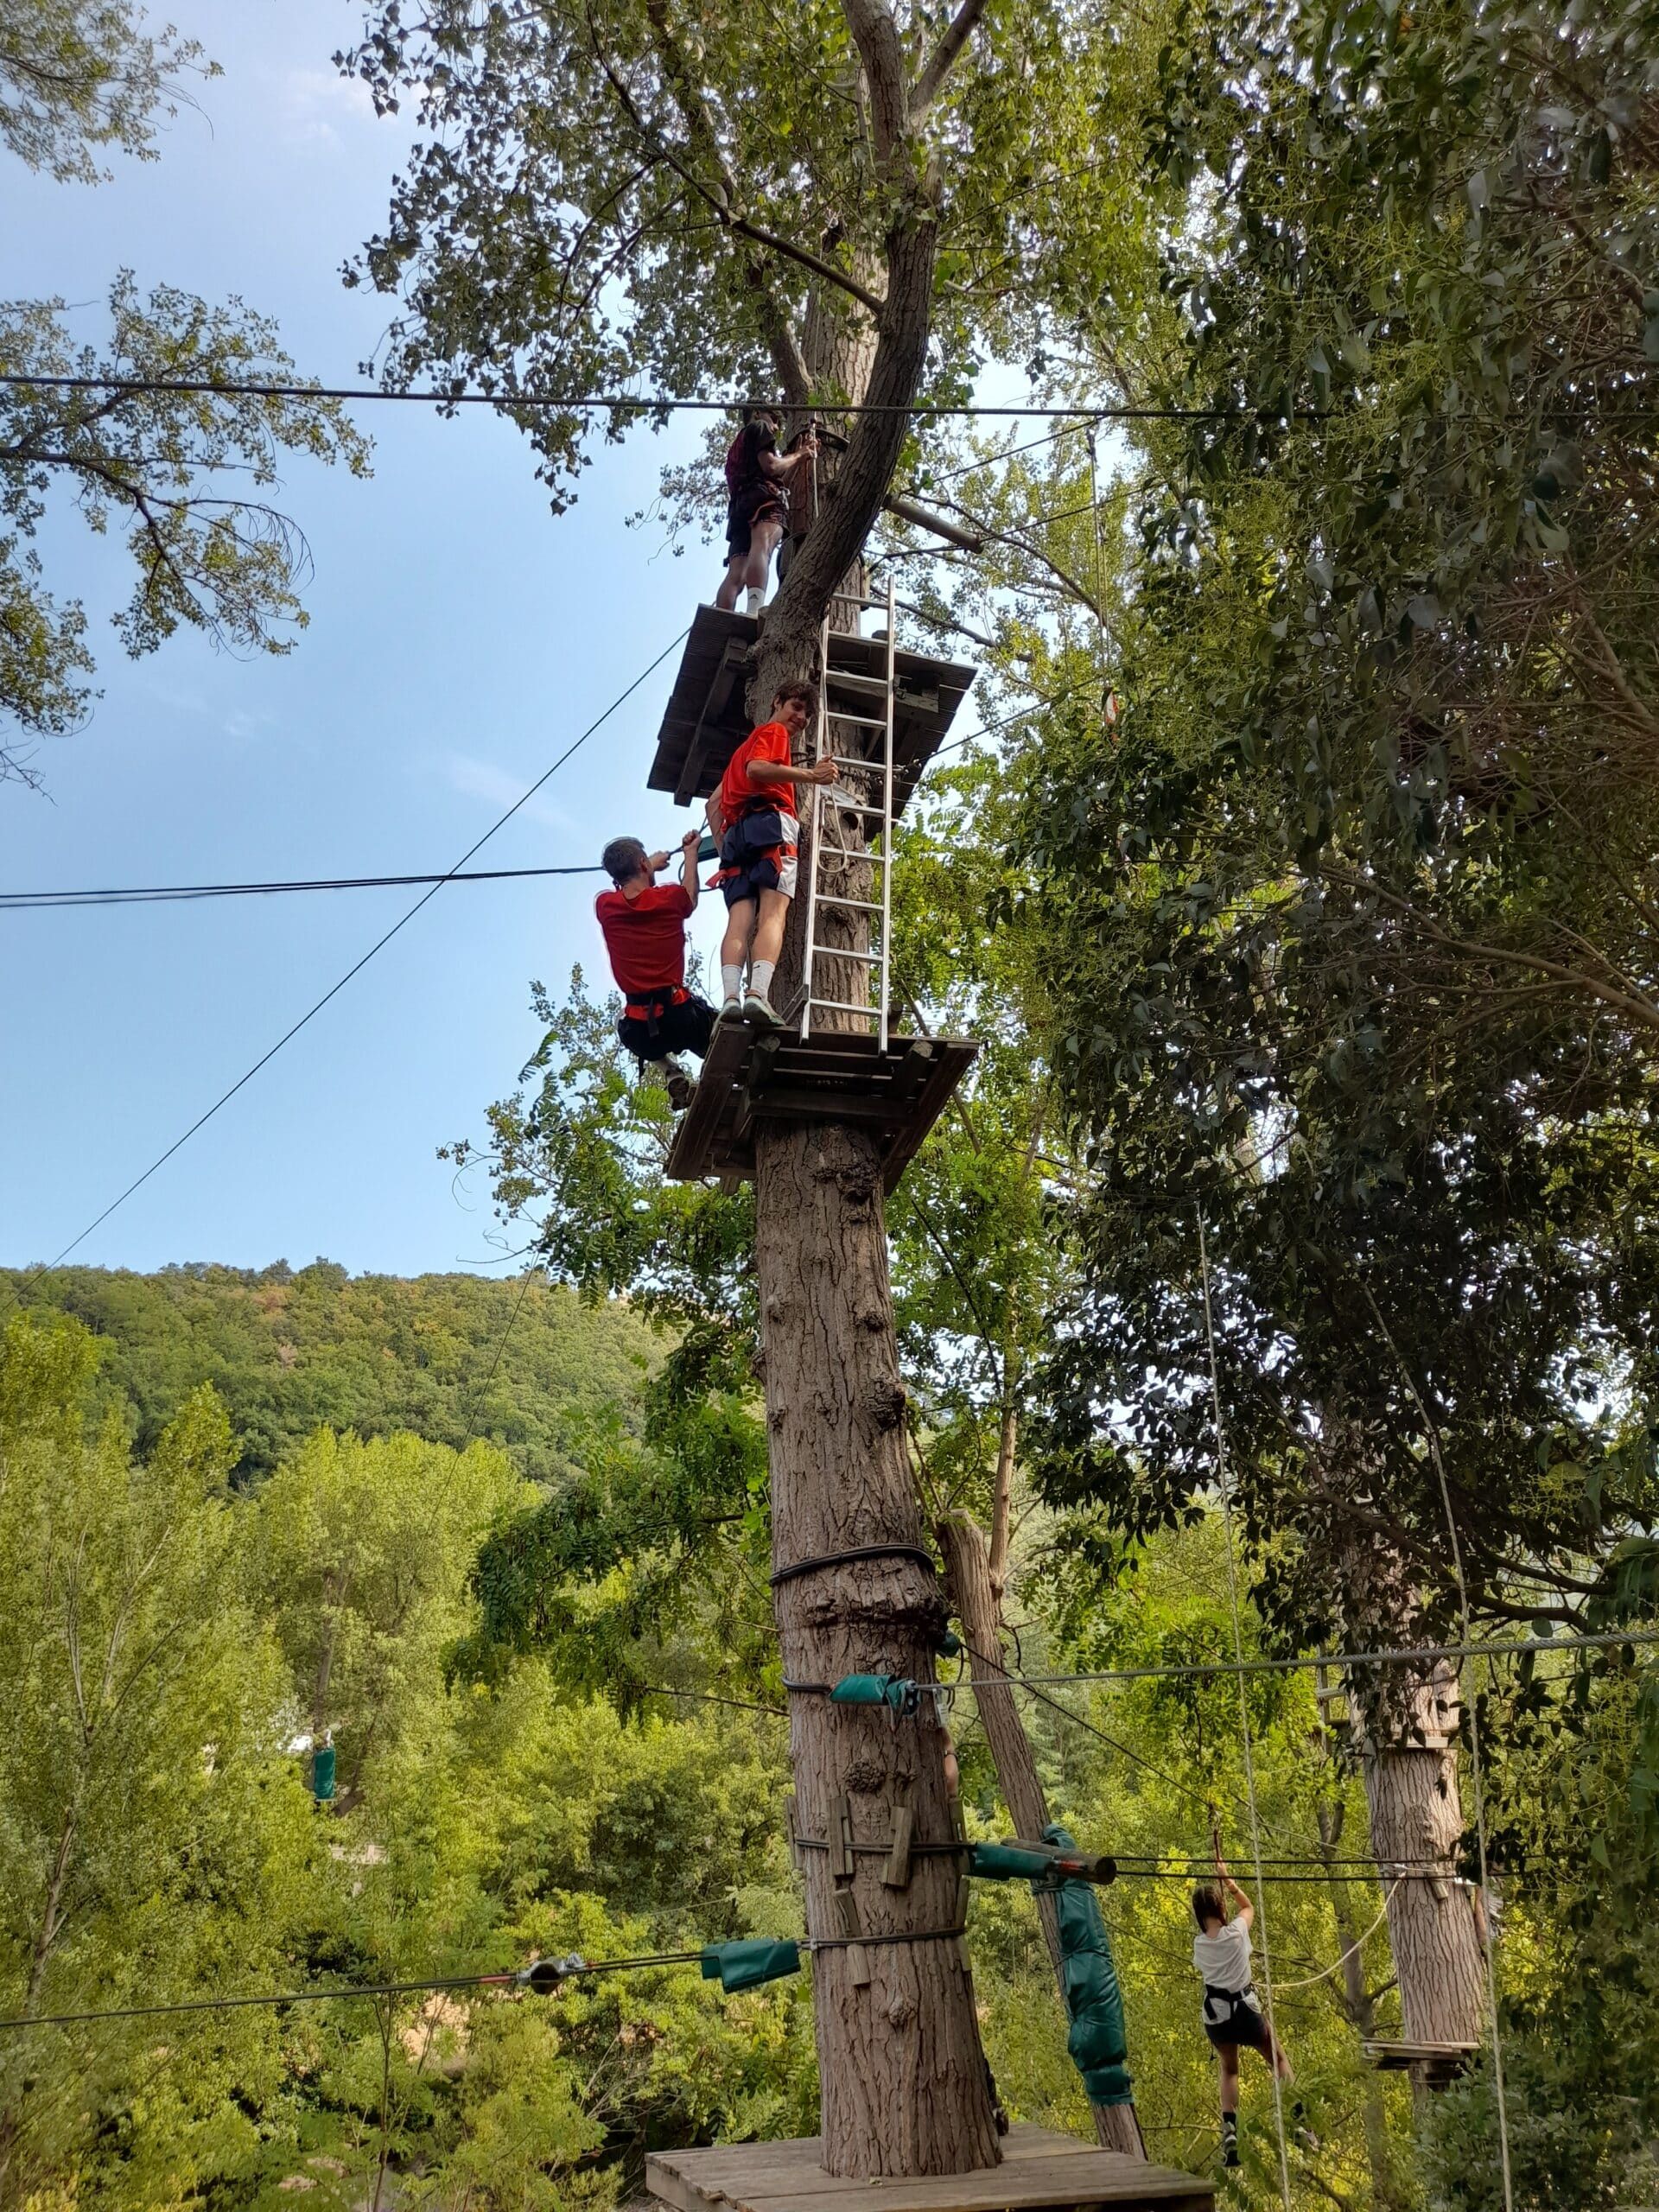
[803,572,897,1052]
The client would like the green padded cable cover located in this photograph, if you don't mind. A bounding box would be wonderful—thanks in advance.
[1043,1823,1133,2105]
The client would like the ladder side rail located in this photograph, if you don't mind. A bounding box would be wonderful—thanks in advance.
[879,573,897,1052]
[799,611,831,1039]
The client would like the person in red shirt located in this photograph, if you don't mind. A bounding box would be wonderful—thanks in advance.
[707,679,837,1026]
[594,828,714,1108]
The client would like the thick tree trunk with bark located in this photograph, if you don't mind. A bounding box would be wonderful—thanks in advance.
[756,1129,1002,2176]
[937,1511,1145,2158]
[1357,1662,1486,2093]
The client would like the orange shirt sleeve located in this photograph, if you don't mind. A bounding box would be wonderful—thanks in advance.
[747,721,791,784]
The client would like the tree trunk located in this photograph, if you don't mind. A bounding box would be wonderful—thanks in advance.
[756,1129,1001,2177]
[936,1510,1146,2157]
[1357,1660,1486,2094]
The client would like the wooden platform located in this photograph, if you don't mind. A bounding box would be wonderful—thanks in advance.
[650,607,976,814]
[1363,2039,1477,2085]
[666,1020,976,1192]
[647,2124,1213,2212]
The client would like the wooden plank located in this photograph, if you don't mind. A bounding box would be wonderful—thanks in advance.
[882,1805,913,1889]
[647,2135,1211,2212]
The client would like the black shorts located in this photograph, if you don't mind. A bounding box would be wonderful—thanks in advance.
[726,491,785,556]
[1203,1995,1271,2055]
[616,995,715,1064]
[718,811,798,906]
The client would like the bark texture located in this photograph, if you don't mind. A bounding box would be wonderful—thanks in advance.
[756,1128,1002,2176]
[1359,1662,1486,2090]
[937,1512,1145,2158]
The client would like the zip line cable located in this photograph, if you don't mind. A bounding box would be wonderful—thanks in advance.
[961,1627,1659,1690]
[0,372,1331,421]
[0,627,690,1313]
[0,1952,718,2035]
[11,372,1649,424]
[1197,1209,1294,2212]
[1,864,607,911]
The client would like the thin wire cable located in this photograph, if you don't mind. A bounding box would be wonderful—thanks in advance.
[1,864,606,911]
[0,1951,714,2034]
[957,1627,1659,1690]
[1197,1209,1293,2212]
[0,628,690,1313]
[1357,1278,1515,2212]
[1,372,1328,421]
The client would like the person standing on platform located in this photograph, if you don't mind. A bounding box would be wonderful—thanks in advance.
[709,681,836,1026]
[1192,1856,1293,2168]
[715,406,817,615]
[595,830,715,1109]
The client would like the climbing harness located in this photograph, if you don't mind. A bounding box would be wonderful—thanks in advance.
[1198,1211,1294,2212]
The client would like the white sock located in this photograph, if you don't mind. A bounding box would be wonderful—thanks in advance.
[749,960,775,1001]
[744,587,764,615]
[721,963,743,1002]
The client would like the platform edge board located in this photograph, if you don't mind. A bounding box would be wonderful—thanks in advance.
[648,607,976,816]
[646,2133,1212,2212]
[663,1029,978,1192]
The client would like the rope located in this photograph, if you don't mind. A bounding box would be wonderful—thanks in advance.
[1356,1281,1516,2212]
[0,627,690,1315]
[1270,1884,1402,1992]
[769,1542,937,1587]
[1197,1211,1294,2212]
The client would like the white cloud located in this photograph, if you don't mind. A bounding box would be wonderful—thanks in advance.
[280,68,378,148]
[443,751,581,835]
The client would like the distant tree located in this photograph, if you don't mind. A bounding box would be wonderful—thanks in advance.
[0,3,369,789]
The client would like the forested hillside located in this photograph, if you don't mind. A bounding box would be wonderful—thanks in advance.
[0,1263,658,1481]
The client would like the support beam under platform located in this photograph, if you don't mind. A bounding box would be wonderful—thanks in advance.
[649,606,976,816]
[647,2124,1214,2212]
[666,1020,977,1192]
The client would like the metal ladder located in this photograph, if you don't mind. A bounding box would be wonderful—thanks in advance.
[798,573,897,1050]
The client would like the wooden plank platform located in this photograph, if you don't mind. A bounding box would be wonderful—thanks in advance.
[1363,2039,1477,2082]
[649,607,976,816]
[647,2124,1213,2212]
[666,1020,976,1192]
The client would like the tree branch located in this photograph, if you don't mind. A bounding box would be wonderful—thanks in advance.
[910,0,989,124]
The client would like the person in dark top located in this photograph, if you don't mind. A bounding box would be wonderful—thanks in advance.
[715,405,817,616]
[594,830,715,1109]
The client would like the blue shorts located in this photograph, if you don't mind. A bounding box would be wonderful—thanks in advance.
[718,811,798,906]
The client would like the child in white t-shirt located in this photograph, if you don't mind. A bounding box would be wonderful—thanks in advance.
[1192,1858,1292,2166]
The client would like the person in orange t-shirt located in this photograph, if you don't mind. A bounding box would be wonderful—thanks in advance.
[594,828,713,1109]
[706,679,836,1026]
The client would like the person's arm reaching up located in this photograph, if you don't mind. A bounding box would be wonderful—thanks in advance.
[678,828,701,907]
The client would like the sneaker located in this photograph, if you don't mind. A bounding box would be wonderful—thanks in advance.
[1223,2142,1241,2171]
[743,991,783,1027]
[662,1058,697,1111]
[718,995,744,1021]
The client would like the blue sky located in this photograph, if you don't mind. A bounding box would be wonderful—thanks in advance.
[2,0,749,1278]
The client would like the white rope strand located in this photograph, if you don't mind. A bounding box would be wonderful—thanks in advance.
[1272,1883,1402,1993]
[1196,1210,1294,2212]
